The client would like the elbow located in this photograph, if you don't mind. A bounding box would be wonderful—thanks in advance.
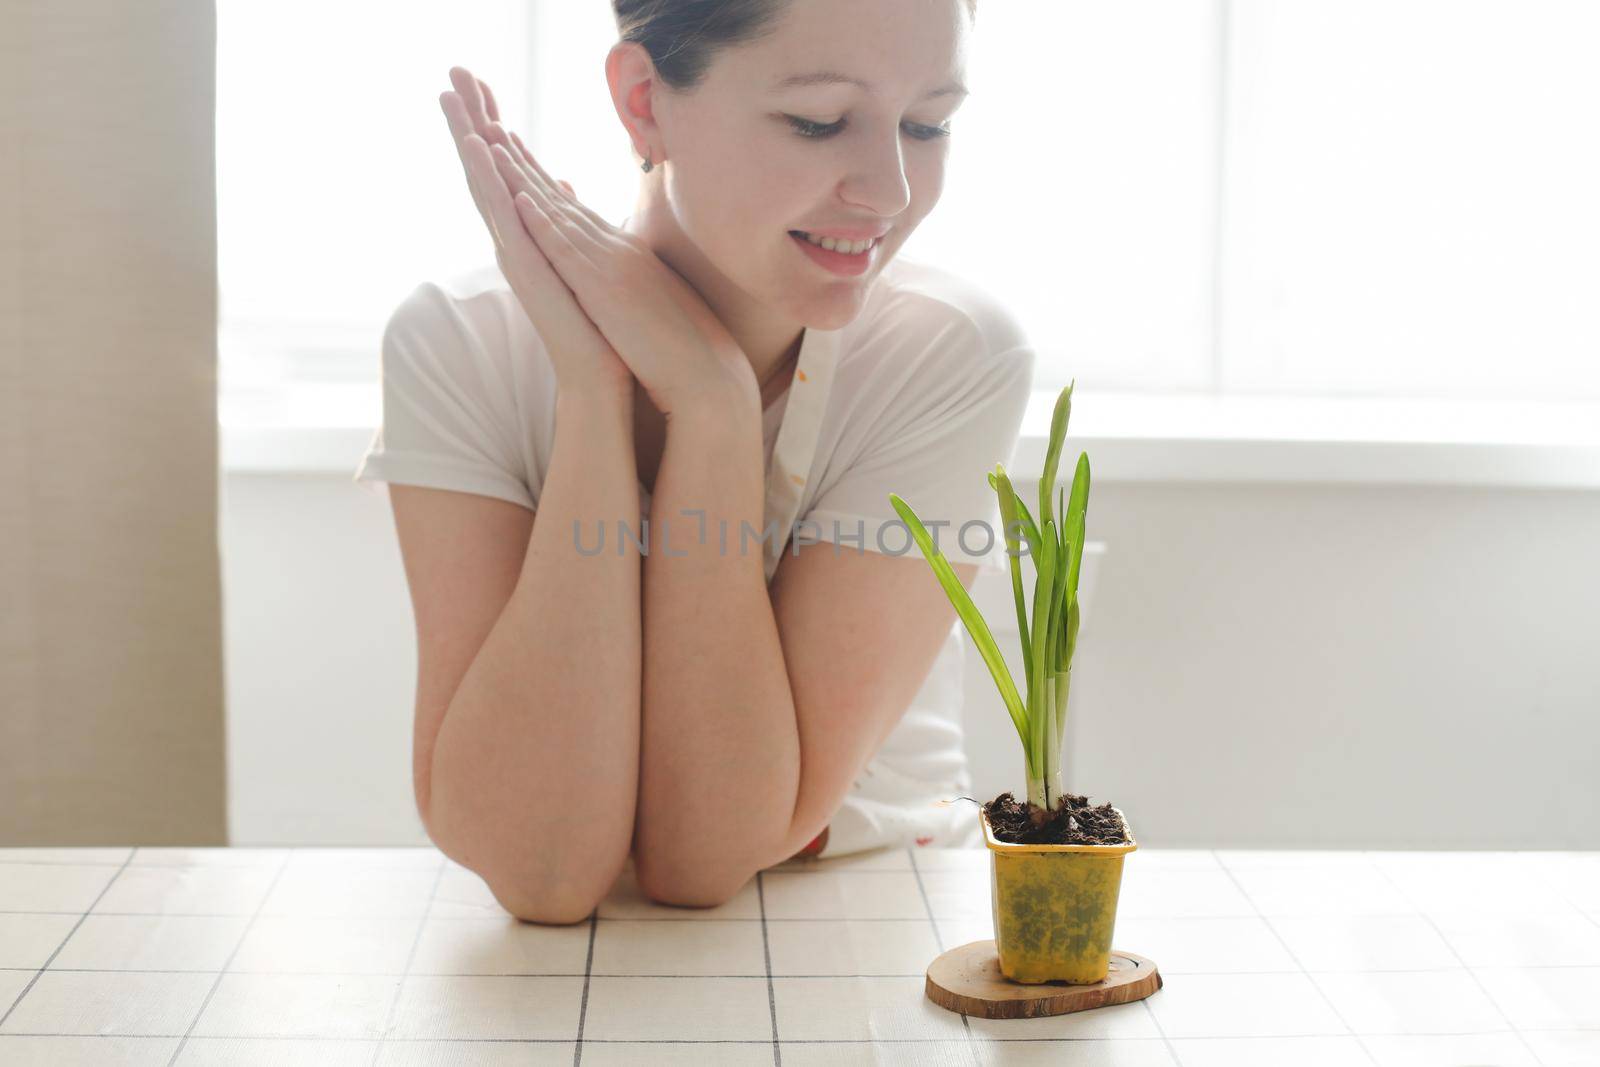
[491,878,600,926]
[423,799,614,926]
[632,813,793,908]
[493,835,632,926]
[636,856,751,910]
[639,878,746,911]
[482,853,617,926]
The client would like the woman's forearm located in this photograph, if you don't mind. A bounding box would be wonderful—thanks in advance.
[429,385,642,921]
[634,394,802,902]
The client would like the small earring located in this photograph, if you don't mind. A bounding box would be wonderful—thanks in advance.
[640,148,654,174]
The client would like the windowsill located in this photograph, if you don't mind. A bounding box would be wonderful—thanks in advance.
[219,383,1600,489]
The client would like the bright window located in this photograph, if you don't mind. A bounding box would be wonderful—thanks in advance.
[217,0,1600,413]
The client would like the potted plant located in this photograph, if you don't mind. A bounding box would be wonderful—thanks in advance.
[889,381,1136,985]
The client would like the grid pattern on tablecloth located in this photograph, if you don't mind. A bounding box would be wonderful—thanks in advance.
[1,845,1599,1065]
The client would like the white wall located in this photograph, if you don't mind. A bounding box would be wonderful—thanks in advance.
[222,472,1600,849]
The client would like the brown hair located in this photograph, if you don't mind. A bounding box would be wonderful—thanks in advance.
[613,0,976,93]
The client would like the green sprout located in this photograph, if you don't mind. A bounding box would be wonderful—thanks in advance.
[888,381,1087,819]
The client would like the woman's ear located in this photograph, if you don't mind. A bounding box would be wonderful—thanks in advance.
[606,41,664,167]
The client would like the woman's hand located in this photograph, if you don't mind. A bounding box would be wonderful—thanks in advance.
[446,71,757,418]
[439,68,633,403]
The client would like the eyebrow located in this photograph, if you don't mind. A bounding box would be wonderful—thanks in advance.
[770,71,969,100]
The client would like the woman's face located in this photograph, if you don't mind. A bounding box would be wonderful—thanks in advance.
[653,0,972,330]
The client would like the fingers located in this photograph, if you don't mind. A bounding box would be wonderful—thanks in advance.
[505,134,568,204]
[486,142,539,209]
[482,121,610,240]
[506,131,580,216]
[442,89,523,238]
[449,67,490,130]
[504,129,615,235]
[507,129,587,221]
[444,87,527,259]
[490,122,542,184]
[449,66,514,155]
[463,135,518,251]
[505,129,542,179]
[511,192,570,269]
[491,144,600,267]
[444,75,613,363]
[440,91,491,226]
[445,68,611,253]
[480,78,500,123]
[489,124,562,206]
[448,85,601,237]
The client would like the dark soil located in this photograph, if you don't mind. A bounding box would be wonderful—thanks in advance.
[982,791,1130,846]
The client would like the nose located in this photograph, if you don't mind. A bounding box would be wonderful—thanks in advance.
[838,127,912,217]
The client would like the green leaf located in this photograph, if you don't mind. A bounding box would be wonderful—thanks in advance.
[988,469,1041,560]
[1028,518,1059,777]
[1063,454,1090,602]
[1065,591,1081,667]
[1066,451,1090,545]
[1037,382,1074,537]
[889,493,1031,752]
[1047,491,1069,673]
[1057,484,1067,557]
[992,467,1032,685]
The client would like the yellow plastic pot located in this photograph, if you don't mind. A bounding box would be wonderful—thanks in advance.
[981,805,1137,984]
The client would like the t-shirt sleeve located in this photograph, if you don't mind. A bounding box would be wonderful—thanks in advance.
[352,281,536,511]
[801,336,1036,574]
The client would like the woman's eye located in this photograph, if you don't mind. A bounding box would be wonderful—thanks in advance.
[784,115,953,141]
[786,115,844,139]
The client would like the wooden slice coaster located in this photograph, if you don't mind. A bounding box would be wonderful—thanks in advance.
[925,941,1162,1019]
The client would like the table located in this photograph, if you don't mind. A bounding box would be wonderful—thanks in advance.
[2,844,1597,1065]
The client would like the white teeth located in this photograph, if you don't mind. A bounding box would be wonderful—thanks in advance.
[796,231,876,255]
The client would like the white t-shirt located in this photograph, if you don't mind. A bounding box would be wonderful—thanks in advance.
[354,251,1036,857]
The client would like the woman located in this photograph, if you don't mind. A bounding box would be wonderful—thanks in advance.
[354,0,1034,923]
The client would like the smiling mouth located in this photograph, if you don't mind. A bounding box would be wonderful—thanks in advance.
[788,230,882,255]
